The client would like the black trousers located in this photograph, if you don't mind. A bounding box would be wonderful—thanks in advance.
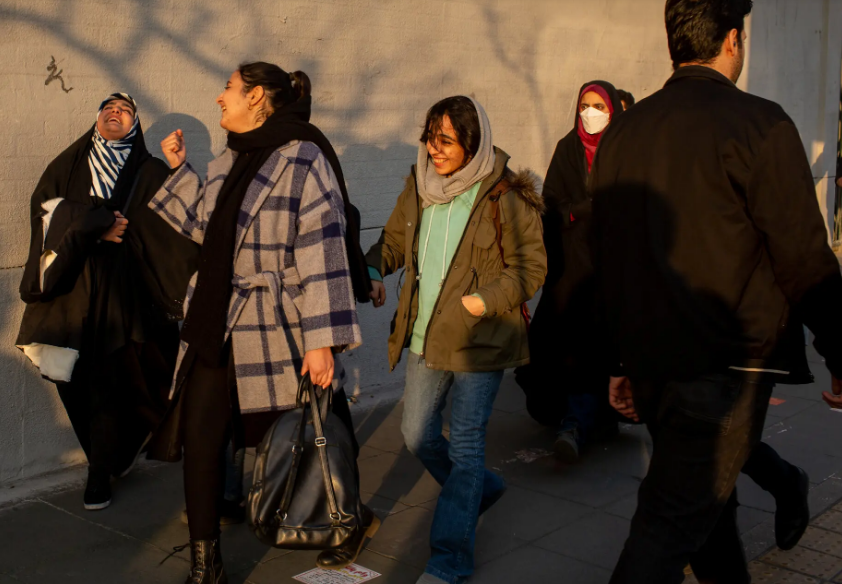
[610,373,774,584]
[56,342,166,478]
[181,349,360,541]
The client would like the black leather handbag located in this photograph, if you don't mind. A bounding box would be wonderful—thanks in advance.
[247,375,362,550]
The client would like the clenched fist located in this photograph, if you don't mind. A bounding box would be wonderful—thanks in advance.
[161,129,186,169]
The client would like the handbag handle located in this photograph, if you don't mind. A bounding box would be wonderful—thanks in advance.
[277,374,342,526]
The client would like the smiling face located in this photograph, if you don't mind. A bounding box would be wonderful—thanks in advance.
[96,99,135,140]
[216,71,266,133]
[426,115,469,177]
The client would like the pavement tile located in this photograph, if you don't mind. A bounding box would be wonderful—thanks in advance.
[797,527,842,558]
[354,402,407,454]
[246,549,419,584]
[363,506,434,569]
[0,501,188,583]
[739,506,775,535]
[742,520,778,561]
[763,396,816,419]
[505,458,641,509]
[0,501,125,573]
[532,511,629,570]
[362,492,410,518]
[42,464,192,556]
[760,546,842,580]
[471,546,612,584]
[748,561,820,583]
[357,451,441,507]
[811,510,842,535]
[473,485,592,565]
[604,494,638,520]
[809,478,842,519]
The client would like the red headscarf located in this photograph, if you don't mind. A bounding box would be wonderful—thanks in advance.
[576,84,614,173]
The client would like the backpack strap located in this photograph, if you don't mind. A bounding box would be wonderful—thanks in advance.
[486,178,532,328]
[488,178,511,268]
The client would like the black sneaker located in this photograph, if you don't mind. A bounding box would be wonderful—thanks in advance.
[84,471,112,511]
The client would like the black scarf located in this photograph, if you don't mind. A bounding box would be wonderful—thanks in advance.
[181,96,363,364]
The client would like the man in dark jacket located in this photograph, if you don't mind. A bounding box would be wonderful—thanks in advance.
[591,1,842,582]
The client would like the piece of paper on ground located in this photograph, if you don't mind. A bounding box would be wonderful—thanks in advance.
[293,564,381,583]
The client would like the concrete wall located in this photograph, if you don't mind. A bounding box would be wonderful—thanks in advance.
[0,0,839,484]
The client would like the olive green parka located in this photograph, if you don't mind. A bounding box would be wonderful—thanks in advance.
[366,148,547,372]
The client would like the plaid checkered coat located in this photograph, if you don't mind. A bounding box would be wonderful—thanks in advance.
[149,140,362,413]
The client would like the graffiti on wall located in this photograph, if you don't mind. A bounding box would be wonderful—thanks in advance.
[45,56,73,93]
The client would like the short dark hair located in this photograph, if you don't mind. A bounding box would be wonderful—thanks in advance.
[420,96,481,158]
[665,0,753,69]
[237,62,311,113]
[617,89,635,108]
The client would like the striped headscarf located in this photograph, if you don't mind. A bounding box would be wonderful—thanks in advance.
[88,92,139,200]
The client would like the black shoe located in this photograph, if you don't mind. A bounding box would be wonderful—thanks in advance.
[185,540,227,584]
[315,506,381,570]
[554,429,580,463]
[776,467,810,551]
[181,499,245,526]
[479,480,507,516]
[84,470,112,511]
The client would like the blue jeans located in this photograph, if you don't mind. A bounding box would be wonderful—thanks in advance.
[402,354,505,584]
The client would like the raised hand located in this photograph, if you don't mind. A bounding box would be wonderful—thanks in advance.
[161,129,186,169]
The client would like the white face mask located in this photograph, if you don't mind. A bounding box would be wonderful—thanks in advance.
[580,107,611,135]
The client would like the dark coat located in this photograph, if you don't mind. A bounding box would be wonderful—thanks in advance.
[518,81,624,424]
[17,126,199,364]
[591,66,841,383]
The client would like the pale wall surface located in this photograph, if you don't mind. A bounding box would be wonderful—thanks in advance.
[0,0,839,484]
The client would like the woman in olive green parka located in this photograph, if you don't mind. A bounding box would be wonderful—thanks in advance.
[365,95,545,584]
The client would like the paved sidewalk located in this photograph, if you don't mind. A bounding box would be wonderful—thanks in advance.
[2,348,842,583]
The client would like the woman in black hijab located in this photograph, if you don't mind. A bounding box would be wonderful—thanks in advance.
[518,81,625,463]
[16,93,199,510]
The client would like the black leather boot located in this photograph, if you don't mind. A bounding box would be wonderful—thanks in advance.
[315,506,381,570]
[185,540,227,584]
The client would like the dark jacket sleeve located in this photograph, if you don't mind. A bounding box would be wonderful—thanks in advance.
[364,176,412,278]
[19,161,114,304]
[746,120,842,377]
[39,202,114,300]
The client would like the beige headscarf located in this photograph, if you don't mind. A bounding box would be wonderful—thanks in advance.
[416,96,496,208]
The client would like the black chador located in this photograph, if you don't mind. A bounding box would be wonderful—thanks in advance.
[16,93,198,508]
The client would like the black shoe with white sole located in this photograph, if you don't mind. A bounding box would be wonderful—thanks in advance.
[84,471,112,511]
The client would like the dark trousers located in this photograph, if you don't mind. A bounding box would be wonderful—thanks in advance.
[610,373,773,584]
[181,350,360,541]
[56,342,165,478]
[743,441,799,500]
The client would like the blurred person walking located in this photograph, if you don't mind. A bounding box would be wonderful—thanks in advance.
[149,62,372,583]
[16,93,198,511]
[366,96,546,584]
[617,89,635,110]
[591,1,842,582]
[522,81,625,463]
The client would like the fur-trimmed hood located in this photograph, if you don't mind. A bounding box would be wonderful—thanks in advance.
[505,168,545,215]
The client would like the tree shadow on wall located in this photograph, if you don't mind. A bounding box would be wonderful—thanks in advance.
[145,113,214,179]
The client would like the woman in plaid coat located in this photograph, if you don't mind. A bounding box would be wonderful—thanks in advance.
[148,63,368,583]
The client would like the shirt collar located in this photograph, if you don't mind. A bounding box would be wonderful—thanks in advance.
[664,65,737,89]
